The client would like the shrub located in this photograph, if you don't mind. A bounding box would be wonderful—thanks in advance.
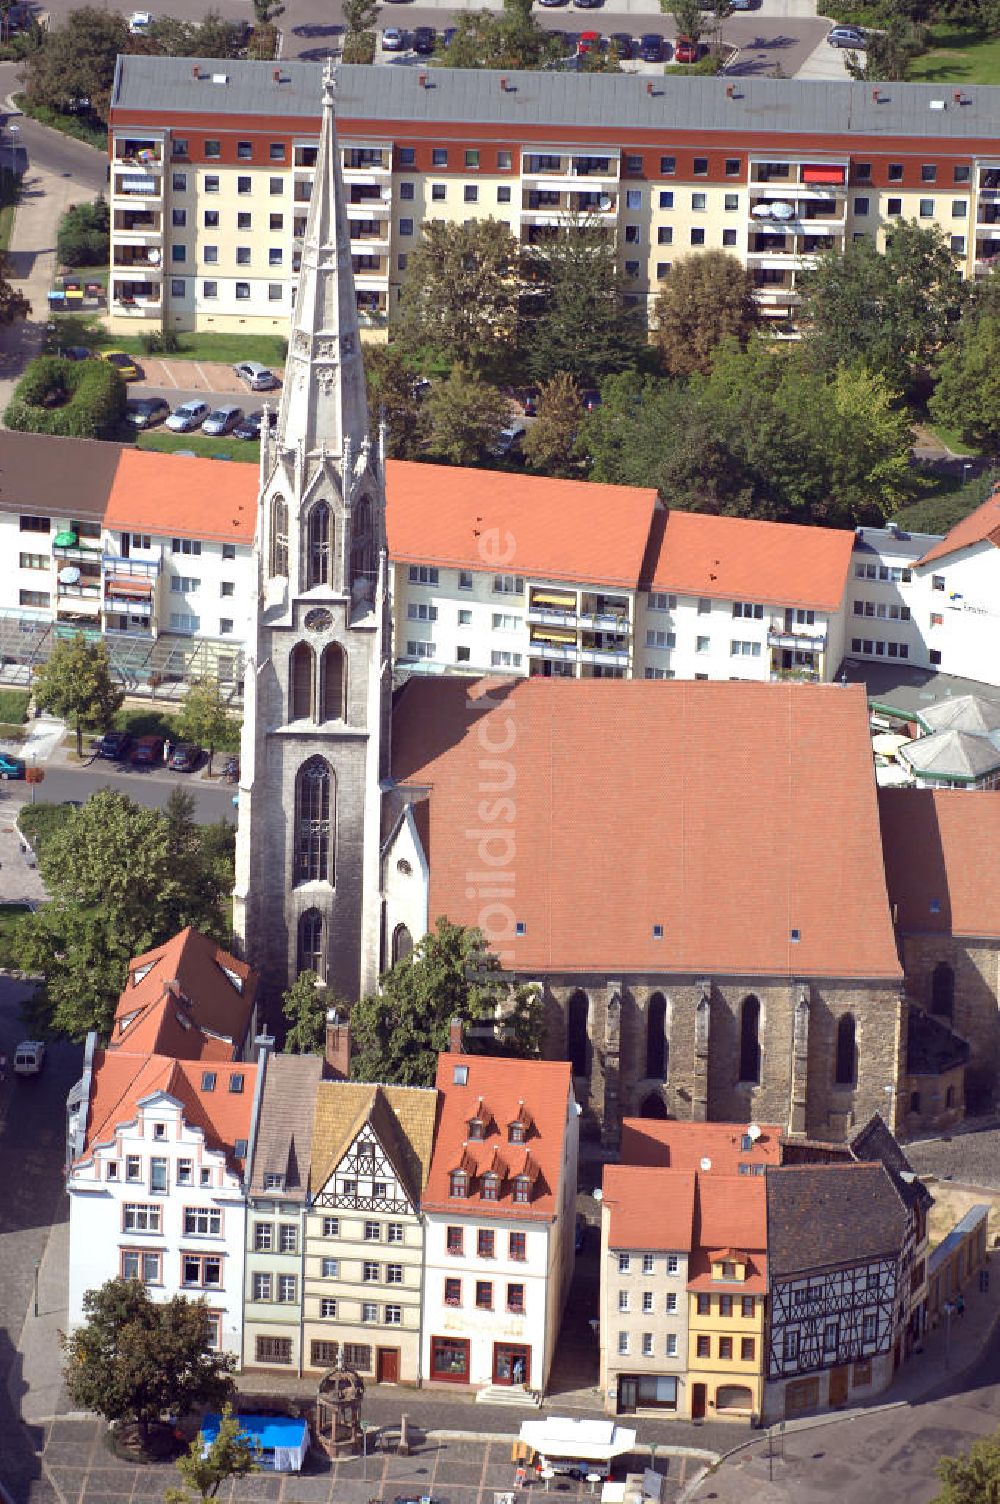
[0,690,30,724]
[56,198,110,268]
[5,354,126,438]
[13,93,107,150]
[139,329,181,355]
[19,800,75,853]
[342,28,376,62]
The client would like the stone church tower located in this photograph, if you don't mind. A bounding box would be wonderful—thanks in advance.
[233,64,391,1006]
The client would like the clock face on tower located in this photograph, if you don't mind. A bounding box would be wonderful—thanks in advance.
[305,608,334,632]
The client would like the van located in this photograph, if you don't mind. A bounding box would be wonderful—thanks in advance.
[13,1041,46,1075]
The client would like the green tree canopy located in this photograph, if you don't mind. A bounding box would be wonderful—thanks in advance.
[396,219,523,367]
[22,6,130,121]
[166,1403,260,1503]
[0,261,30,326]
[56,198,109,268]
[844,19,927,81]
[31,634,123,756]
[522,220,644,388]
[669,0,703,42]
[930,1429,1000,1504]
[281,970,347,1054]
[653,250,760,377]
[364,345,430,458]
[522,372,586,477]
[175,677,235,775]
[61,1278,236,1448]
[425,367,510,466]
[435,0,561,69]
[930,312,1000,452]
[350,918,544,1087]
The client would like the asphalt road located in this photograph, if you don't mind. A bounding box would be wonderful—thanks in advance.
[29,759,239,821]
[0,62,106,192]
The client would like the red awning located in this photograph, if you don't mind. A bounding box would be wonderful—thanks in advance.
[106,578,153,598]
[802,166,845,184]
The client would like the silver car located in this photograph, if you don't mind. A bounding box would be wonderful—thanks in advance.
[201,405,244,436]
[165,400,210,432]
[233,360,278,391]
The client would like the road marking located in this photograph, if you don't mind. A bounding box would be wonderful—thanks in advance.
[158,359,180,389]
[193,361,213,390]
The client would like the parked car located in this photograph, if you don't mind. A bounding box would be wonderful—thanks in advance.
[201,405,244,436]
[233,360,279,391]
[13,1041,46,1076]
[573,0,601,10]
[580,387,601,411]
[730,0,755,10]
[169,742,201,772]
[609,30,633,56]
[62,346,94,361]
[166,400,211,432]
[490,422,525,457]
[125,396,170,429]
[381,23,404,48]
[96,730,132,760]
[233,408,278,440]
[127,9,152,33]
[539,0,568,8]
[100,350,141,381]
[0,752,25,779]
[412,23,435,51]
[673,34,698,61]
[131,734,164,765]
[639,31,663,60]
[577,28,600,52]
[827,24,865,45]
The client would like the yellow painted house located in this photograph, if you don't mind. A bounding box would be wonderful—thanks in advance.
[686,1178,767,1423]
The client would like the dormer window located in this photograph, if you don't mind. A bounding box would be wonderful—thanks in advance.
[229,1073,244,1094]
[450,1170,468,1198]
[132,962,155,985]
[357,1139,375,1167]
[741,1134,753,1151]
[508,1122,525,1145]
[201,1071,217,1092]
[723,1261,737,1280]
[153,1122,166,1139]
[264,1172,285,1191]
[469,1119,485,1141]
[220,964,244,992]
[482,1173,500,1202]
[513,1175,531,1205]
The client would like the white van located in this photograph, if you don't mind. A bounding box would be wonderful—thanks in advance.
[13,1040,45,1075]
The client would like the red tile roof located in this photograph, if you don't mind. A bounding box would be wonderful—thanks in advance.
[687,1175,768,1292]
[422,1052,572,1220]
[643,508,854,612]
[603,1165,696,1251]
[105,449,257,544]
[619,1119,783,1175]
[81,1049,256,1168]
[919,488,1000,566]
[392,678,902,980]
[112,928,257,1060]
[384,460,658,589]
[879,787,1000,938]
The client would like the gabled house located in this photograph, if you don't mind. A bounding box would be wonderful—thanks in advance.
[110,927,259,1062]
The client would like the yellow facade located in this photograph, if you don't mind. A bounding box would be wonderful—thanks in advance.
[686,1256,766,1423]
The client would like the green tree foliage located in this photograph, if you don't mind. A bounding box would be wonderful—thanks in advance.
[522,221,644,388]
[583,344,914,526]
[796,219,967,392]
[165,1403,260,1504]
[522,372,585,477]
[22,6,129,122]
[5,354,126,438]
[350,919,544,1087]
[61,1278,235,1449]
[930,1429,1000,1504]
[281,971,346,1054]
[0,261,29,326]
[146,12,249,58]
[175,678,233,776]
[364,345,430,458]
[252,0,284,25]
[56,198,110,268]
[425,367,510,466]
[31,634,123,756]
[436,0,561,69]
[342,0,378,29]
[396,219,523,367]
[653,250,760,377]
[669,0,703,42]
[930,312,1000,452]
[15,788,230,1038]
[844,19,927,81]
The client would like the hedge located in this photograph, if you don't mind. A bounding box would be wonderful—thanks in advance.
[0,690,30,724]
[5,354,126,439]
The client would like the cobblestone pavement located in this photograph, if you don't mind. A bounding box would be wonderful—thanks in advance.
[906,1122,1000,1191]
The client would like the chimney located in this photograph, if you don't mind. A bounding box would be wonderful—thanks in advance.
[448,1016,464,1054]
[325,1007,351,1081]
[500,75,508,92]
[646,81,654,96]
[726,83,735,98]
[418,72,428,88]
[192,65,201,78]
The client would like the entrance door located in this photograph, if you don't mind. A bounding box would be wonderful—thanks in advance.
[692,1383,707,1420]
[494,1343,531,1387]
[618,1378,638,1415]
[377,1347,400,1384]
[828,1366,849,1408]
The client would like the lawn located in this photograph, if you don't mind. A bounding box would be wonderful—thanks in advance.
[0,166,20,255]
[45,314,286,368]
[908,24,1000,83]
[925,422,981,458]
[137,430,260,464]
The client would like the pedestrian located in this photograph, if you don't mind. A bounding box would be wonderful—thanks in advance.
[163,738,172,764]
[957,1293,965,1316]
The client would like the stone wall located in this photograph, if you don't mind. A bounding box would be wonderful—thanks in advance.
[899,933,1000,1092]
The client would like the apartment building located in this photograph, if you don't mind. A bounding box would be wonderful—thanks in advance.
[685,1177,768,1425]
[107,60,1000,336]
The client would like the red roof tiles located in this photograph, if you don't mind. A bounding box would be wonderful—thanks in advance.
[619,1119,783,1175]
[112,927,257,1061]
[879,787,1000,939]
[603,1165,696,1251]
[392,678,902,980]
[919,488,1000,566]
[105,449,257,544]
[82,1049,256,1167]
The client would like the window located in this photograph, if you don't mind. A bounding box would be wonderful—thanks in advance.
[618,1253,631,1274]
[278,1223,297,1253]
[642,1291,654,1315]
[363,1260,380,1282]
[229,1073,244,1095]
[888,163,903,182]
[320,1297,338,1318]
[660,157,676,176]
[835,1014,857,1084]
[617,1331,630,1356]
[731,640,762,658]
[387,1223,404,1245]
[409,565,439,586]
[695,636,710,653]
[320,1255,339,1278]
[464,185,478,204]
[618,1289,630,1312]
[921,163,937,182]
[173,172,187,191]
[176,1159,192,1186]
[919,198,935,218]
[150,1158,168,1193]
[739,994,761,1083]
[446,1226,464,1256]
[509,1232,526,1261]
[431,184,446,202]
[269,175,283,195]
[666,1292,677,1312]
[202,280,218,298]
[951,234,966,254]
[445,1277,462,1306]
[18,553,48,570]
[432,148,448,166]
[657,227,673,246]
[205,175,219,194]
[235,283,250,300]
[625,224,640,244]
[344,1343,373,1370]
[183,1254,221,1288]
[690,228,705,247]
[205,139,221,158]
[121,1250,161,1284]
[184,1207,221,1236]
[697,1293,711,1315]
[667,1253,679,1274]
[295,757,333,884]
[323,1217,339,1237]
[254,1223,273,1252]
[507,1283,525,1313]
[719,1337,733,1360]
[696,1335,710,1358]
[256,1336,292,1365]
[691,192,706,211]
[666,1333,678,1357]
[278,1274,297,1302]
[385,1304,402,1325]
[476,1280,493,1310]
[171,576,200,595]
[200,1168,212,1187]
[398,147,415,167]
[493,573,524,595]
[693,156,708,176]
[625,154,643,175]
[642,1333,655,1357]
[741,1337,756,1361]
[450,1170,468,1198]
[862,1313,877,1343]
[252,1272,272,1301]
[742,1296,755,1317]
[123,1204,161,1233]
[19,515,50,534]
[385,1263,403,1286]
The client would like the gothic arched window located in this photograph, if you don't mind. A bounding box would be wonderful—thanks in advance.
[931,962,955,1018]
[391,923,413,965]
[646,992,668,1081]
[350,496,374,592]
[320,643,347,722]
[295,757,334,883]
[306,501,332,589]
[289,641,315,721]
[270,496,288,578]
[835,1014,856,1086]
[298,908,324,976]
[739,994,761,1084]
[567,990,590,1077]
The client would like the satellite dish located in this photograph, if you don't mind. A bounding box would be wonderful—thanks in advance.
[747,1123,762,1142]
[592,1188,603,1202]
[700,1157,712,1172]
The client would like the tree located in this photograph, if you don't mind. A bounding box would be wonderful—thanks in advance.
[22,7,130,122]
[0,263,29,326]
[669,0,703,43]
[56,198,110,268]
[844,20,927,82]
[251,0,283,24]
[165,1404,259,1504]
[522,220,644,388]
[147,12,247,58]
[425,367,510,466]
[930,312,1000,452]
[281,970,346,1054]
[62,1279,235,1450]
[31,634,123,757]
[342,0,378,29]
[364,345,430,458]
[14,788,230,1038]
[350,919,544,1087]
[653,251,760,377]
[522,372,585,476]
[175,677,234,776]
[436,0,560,70]
[797,220,967,393]
[396,219,523,367]
[930,1430,1000,1504]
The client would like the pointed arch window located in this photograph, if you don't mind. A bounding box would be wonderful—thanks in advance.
[835,1014,856,1086]
[289,641,315,721]
[350,495,375,594]
[931,962,954,1018]
[739,995,761,1085]
[298,908,324,976]
[646,992,668,1081]
[567,990,590,1077]
[270,496,288,578]
[295,757,334,883]
[307,501,332,588]
[391,923,413,966]
[320,643,347,722]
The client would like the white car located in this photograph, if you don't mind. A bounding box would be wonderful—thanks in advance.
[128,9,153,33]
[827,25,866,46]
[165,400,210,432]
[382,25,405,49]
[13,1040,45,1075]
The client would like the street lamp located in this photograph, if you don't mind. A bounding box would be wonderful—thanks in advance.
[943,1300,955,1370]
[963,462,973,487]
[33,1257,40,1318]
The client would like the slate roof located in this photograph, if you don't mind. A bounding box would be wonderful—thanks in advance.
[249,1052,324,1197]
[916,693,1000,736]
[309,1081,438,1207]
[879,787,1000,938]
[906,1009,970,1078]
[850,1112,933,1215]
[0,430,123,523]
[765,1162,909,1276]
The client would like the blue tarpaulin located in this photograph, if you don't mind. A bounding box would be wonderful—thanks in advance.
[200,1413,309,1472]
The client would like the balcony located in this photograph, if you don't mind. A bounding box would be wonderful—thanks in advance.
[530,640,578,662]
[113,144,163,169]
[527,606,578,628]
[113,173,162,201]
[579,645,630,667]
[103,554,161,579]
[579,611,630,631]
[767,622,827,653]
[113,250,163,275]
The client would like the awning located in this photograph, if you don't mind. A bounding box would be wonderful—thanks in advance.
[531,628,577,644]
[121,174,157,192]
[802,166,845,184]
[106,578,153,598]
[531,592,576,608]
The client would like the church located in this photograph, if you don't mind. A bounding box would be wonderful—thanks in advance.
[233,67,986,1147]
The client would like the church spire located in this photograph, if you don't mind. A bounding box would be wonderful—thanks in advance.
[275,61,369,459]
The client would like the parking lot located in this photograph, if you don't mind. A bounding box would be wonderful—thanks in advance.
[135,357,283,396]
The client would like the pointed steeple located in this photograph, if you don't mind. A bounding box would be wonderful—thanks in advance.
[276,61,369,459]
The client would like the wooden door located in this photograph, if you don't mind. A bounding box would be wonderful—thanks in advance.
[828,1366,849,1408]
[692,1383,707,1420]
[377,1347,400,1383]
[618,1378,637,1415]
